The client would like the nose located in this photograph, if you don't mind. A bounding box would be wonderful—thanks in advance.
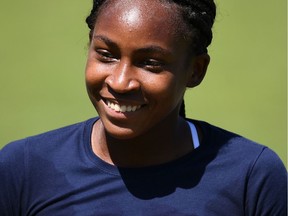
[105,61,140,93]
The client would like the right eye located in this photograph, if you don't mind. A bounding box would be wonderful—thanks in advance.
[95,49,117,62]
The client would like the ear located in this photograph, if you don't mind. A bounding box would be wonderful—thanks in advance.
[186,54,210,88]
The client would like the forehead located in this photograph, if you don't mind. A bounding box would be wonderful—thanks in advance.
[96,0,185,38]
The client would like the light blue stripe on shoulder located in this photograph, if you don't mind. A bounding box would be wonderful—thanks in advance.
[186,121,200,149]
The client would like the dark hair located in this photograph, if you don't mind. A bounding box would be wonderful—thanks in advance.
[85,0,216,118]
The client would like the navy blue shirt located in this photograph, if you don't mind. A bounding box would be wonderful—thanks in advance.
[0,118,287,215]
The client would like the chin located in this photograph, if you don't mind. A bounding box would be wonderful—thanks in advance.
[105,127,142,140]
[100,119,144,140]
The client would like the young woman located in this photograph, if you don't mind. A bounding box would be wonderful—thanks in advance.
[0,0,286,215]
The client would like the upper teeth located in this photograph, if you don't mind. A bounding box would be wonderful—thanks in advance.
[107,101,141,113]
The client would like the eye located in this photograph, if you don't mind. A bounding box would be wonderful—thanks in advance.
[140,59,165,72]
[95,49,117,63]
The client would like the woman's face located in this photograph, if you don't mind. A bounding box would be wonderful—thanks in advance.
[85,0,198,139]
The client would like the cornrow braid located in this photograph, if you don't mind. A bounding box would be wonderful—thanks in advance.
[86,0,105,40]
[171,0,216,54]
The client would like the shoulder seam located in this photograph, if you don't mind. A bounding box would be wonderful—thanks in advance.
[246,146,267,180]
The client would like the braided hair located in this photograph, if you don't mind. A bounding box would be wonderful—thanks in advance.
[85,0,216,118]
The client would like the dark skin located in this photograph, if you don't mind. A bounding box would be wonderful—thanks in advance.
[85,0,209,167]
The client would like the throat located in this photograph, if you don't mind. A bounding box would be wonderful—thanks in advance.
[91,117,193,168]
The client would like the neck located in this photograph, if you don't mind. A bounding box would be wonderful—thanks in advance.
[91,112,193,168]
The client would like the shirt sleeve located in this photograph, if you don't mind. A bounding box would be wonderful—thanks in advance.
[0,140,26,216]
[245,147,287,216]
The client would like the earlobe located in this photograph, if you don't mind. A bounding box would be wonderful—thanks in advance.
[186,54,210,88]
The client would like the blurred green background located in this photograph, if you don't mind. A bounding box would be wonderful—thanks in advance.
[0,0,287,165]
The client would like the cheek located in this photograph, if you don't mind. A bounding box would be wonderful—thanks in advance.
[159,75,186,108]
[85,56,108,87]
[85,60,103,99]
[143,73,183,104]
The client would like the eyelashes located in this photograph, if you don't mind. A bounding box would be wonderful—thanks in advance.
[95,49,118,63]
[138,59,165,72]
[94,48,167,73]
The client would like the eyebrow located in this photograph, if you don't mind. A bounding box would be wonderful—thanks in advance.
[136,46,173,57]
[93,34,173,57]
[93,35,118,48]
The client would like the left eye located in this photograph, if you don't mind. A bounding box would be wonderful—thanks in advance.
[95,49,117,62]
[140,59,165,72]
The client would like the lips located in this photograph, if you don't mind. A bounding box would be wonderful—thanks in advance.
[106,100,142,113]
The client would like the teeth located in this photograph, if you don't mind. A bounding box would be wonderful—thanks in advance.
[114,104,120,112]
[106,101,141,113]
[127,106,132,112]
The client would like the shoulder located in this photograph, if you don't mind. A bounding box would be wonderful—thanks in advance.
[0,117,97,188]
[0,139,27,173]
[188,119,287,214]
[0,117,97,162]
[193,119,285,166]
[0,138,27,215]
[187,118,286,181]
[244,147,287,215]
[23,118,95,145]
[189,119,266,157]
[0,118,97,215]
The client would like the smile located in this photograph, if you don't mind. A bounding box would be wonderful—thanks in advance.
[106,100,142,113]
